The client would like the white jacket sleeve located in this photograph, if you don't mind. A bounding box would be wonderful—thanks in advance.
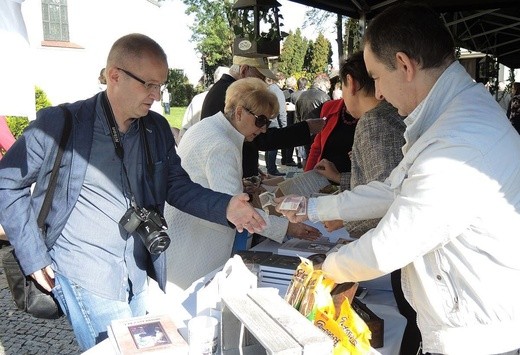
[323,143,483,283]
[310,179,395,222]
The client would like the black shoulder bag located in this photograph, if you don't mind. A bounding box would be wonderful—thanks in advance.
[2,105,72,319]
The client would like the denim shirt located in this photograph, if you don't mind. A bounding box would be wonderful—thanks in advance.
[50,96,148,300]
[0,92,232,294]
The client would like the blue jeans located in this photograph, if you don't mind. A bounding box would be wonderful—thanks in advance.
[266,149,279,174]
[163,103,170,115]
[52,273,147,351]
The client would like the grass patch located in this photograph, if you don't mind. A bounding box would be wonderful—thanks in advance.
[163,107,187,128]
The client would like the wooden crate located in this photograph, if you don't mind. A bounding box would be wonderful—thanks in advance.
[221,288,333,354]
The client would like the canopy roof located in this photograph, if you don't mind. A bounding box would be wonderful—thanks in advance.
[288,0,520,68]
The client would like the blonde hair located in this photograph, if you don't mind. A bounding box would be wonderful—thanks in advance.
[224,77,279,119]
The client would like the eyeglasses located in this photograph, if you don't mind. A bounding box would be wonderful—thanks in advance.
[117,67,166,92]
[243,107,271,128]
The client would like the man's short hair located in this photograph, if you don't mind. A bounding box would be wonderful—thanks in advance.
[107,33,167,68]
[313,73,331,92]
[297,77,308,90]
[364,3,455,70]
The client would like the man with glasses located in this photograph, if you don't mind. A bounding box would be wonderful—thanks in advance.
[201,55,325,178]
[0,33,265,351]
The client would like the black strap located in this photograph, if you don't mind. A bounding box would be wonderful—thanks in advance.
[100,91,155,208]
[36,105,72,230]
[139,121,154,178]
[100,91,125,160]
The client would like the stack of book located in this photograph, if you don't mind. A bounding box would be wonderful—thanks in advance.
[233,251,301,292]
[257,254,301,290]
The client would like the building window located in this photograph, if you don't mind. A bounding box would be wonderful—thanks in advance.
[42,0,69,42]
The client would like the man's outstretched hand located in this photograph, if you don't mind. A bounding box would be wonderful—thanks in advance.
[227,193,266,233]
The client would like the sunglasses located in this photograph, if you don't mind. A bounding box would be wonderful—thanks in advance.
[243,107,271,128]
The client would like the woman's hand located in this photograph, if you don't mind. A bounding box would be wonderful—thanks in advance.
[286,222,321,240]
[314,159,340,183]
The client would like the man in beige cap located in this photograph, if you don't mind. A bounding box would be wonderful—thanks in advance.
[201,55,324,178]
[231,56,278,81]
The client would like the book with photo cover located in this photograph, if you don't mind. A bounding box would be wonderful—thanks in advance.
[108,313,188,354]
[277,237,337,258]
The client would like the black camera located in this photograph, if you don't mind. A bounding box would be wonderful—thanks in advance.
[119,206,171,254]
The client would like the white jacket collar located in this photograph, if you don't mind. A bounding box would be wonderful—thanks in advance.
[402,61,477,153]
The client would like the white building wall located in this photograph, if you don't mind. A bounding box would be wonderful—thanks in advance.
[20,0,191,107]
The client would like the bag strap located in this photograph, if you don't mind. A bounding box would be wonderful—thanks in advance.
[36,105,72,230]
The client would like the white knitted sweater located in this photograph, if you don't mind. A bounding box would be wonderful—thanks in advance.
[163,112,288,289]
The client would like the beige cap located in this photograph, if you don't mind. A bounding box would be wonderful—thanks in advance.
[232,55,277,80]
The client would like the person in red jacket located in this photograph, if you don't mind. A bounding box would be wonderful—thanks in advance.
[304,99,357,174]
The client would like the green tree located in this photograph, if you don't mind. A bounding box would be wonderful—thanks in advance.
[6,86,52,139]
[278,29,309,76]
[182,0,235,85]
[167,69,196,107]
[307,33,332,76]
[344,18,362,57]
[304,8,345,63]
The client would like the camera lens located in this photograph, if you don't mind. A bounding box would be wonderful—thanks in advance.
[146,232,171,254]
[135,217,170,254]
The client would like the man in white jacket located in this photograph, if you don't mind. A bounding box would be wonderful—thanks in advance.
[278,3,520,354]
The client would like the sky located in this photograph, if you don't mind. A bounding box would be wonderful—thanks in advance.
[157,0,338,85]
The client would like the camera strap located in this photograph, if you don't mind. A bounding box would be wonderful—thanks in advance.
[100,91,149,210]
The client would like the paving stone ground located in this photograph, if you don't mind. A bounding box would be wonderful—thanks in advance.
[0,243,81,355]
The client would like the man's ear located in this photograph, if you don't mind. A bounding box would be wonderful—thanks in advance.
[239,65,249,78]
[106,66,120,85]
[395,52,417,82]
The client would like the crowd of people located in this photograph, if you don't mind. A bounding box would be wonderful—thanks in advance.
[1,2,520,355]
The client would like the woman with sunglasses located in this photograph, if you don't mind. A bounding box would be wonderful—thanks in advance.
[162,77,321,290]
